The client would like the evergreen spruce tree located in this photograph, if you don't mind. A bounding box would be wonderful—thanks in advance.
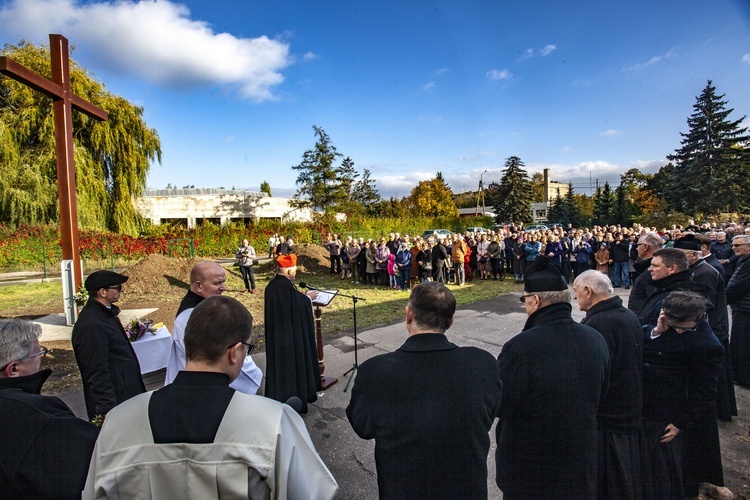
[666,80,750,214]
[351,168,381,214]
[593,182,616,225]
[485,156,533,224]
[291,125,348,213]
[259,181,272,197]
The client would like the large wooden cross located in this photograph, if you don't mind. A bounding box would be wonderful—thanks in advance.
[1,34,108,289]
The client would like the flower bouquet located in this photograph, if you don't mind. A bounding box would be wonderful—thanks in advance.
[127,319,156,342]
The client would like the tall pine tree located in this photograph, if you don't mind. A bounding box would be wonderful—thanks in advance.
[291,125,348,213]
[593,182,616,225]
[485,156,533,224]
[666,80,750,214]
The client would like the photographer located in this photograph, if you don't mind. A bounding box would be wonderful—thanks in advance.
[236,239,257,294]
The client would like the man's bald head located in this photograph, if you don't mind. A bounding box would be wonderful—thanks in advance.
[190,261,227,299]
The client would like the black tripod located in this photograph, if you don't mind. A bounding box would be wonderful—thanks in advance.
[341,291,366,392]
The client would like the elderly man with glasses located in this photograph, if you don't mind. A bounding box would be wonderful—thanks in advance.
[1,319,99,498]
[726,234,750,388]
[72,270,145,422]
[495,257,610,499]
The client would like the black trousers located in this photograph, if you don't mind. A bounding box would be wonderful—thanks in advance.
[330,255,341,274]
[240,265,255,291]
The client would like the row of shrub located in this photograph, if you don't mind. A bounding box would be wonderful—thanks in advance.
[0,215,493,271]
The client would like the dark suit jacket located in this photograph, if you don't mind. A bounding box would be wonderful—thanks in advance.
[347,333,502,499]
[72,300,146,420]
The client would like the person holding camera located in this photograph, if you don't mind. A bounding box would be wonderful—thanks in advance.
[236,239,257,294]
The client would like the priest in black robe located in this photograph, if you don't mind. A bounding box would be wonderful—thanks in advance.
[495,257,611,499]
[264,253,322,413]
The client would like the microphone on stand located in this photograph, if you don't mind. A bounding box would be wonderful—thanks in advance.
[298,282,320,291]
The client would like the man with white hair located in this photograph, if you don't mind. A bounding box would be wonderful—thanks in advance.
[628,232,663,314]
[726,233,750,387]
[573,271,647,499]
[1,319,99,498]
[711,231,735,283]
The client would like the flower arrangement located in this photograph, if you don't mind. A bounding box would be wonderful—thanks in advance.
[127,319,156,342]
[75,286,89,306]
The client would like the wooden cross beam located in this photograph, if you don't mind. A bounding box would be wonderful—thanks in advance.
[1,34,108,289]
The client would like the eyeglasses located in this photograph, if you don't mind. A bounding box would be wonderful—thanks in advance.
[519,294,537,303]
[227,340,255,357]
[731,243,750,248]
[106,284,123,291]
[636,242,647,247]
[664,315,703,333]
[0,346,48,371]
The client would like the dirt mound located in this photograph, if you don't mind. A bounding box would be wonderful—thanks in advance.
[122,254,201,297]
[256,243,331,275]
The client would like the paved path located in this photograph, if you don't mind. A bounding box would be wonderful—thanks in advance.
[44,286,749,499]
[37,309,158,341]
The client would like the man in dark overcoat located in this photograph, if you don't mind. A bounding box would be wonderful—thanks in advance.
[628,232,663,314]
[264,253,321,414]
[346,282,502,499]
[726,233,750,388]
[633,248,708,322]
[640,291,726,499]
[72,270,145,421]
[495,257,610,499]
[573,270,648,500]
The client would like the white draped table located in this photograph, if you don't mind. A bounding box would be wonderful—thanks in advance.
[132,326,171,374]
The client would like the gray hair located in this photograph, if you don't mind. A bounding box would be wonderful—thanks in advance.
[733,234,750,245]
[0,319,41,369]
[639,232,663,249]
[574,270,613,295]
[537,289,572,305]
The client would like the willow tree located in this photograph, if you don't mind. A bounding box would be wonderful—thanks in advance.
[0,40,161,234]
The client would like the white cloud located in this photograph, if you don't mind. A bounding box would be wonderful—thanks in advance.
[600,129,621,137]
[302,51,319,61]
[742,53,750,65]
[519,45,556,61]
[435,67,449,76]
[539,44,556,56]
[0,0,291,101]
[623,47,677,71]
[422,81,437,91]
[519,48,534,61]
[487,69,512,80]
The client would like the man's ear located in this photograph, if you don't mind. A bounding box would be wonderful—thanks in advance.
[3,361,19,378]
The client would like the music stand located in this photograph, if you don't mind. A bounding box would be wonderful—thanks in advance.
[337,290,366,392]
[313,290,339,389]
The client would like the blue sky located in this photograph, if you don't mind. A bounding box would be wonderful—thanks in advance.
[1,0,749,199]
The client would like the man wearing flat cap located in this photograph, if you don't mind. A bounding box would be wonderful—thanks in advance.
[264,254,322,413]
[494,257,611,499]
[72,270,145,421]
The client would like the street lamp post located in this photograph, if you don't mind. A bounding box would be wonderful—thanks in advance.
[476,170,488,217]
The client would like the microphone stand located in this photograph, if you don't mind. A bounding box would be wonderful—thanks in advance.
[337,290,366,392]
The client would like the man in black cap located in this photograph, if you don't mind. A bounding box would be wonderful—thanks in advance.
[72,270,145,421]
[495,257,610,499]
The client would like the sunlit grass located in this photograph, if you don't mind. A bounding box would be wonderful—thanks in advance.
[0,281,63,316]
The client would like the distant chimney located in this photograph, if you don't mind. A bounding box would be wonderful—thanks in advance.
[543,168,550,203]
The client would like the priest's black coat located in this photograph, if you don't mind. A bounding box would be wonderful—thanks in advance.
[263,274,321,413]
[346,333,502,499]
[495,302,611,500]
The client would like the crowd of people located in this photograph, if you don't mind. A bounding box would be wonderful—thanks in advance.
[1,218,749,498]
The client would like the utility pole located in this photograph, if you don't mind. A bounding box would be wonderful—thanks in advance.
[475,170,488,216]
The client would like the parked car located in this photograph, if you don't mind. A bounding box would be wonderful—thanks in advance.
[421,229,453,239]
[464,226,488,235]
[525,224,549,232]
